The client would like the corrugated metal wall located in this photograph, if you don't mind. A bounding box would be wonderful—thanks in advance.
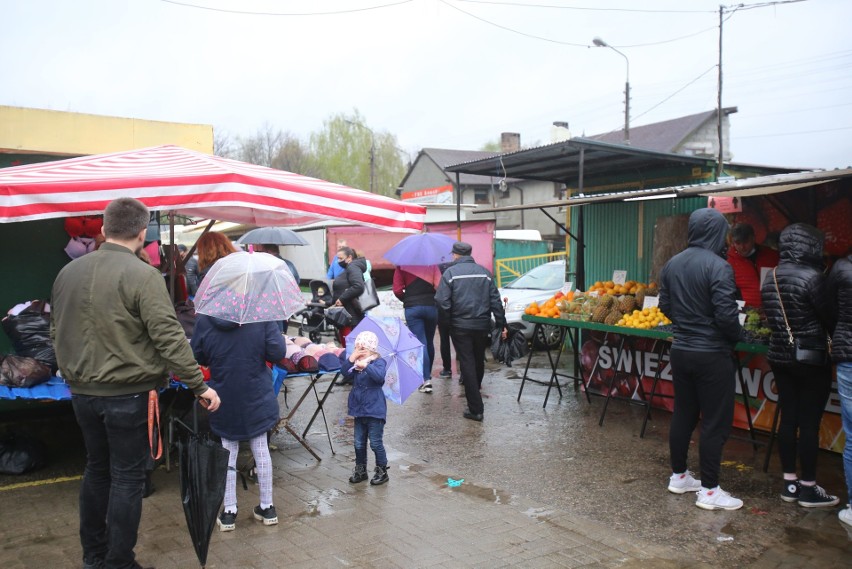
[568,196,707,288]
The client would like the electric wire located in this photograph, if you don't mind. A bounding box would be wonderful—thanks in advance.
[159,0,415,16]
[454,0,716,13]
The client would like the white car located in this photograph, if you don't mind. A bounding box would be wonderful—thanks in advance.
[498,260,567,350]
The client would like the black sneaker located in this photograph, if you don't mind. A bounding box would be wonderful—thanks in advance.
[463,411,483,422]
[439,369,452,378]
[349,464,368,484]
[780,480,801,503]
[217,510,236,532]
[82,558,105,569]
[797,484,839,508]
[370,465,389,486]
[253,505,279,525]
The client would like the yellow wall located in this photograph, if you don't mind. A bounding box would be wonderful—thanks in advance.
[0,106,213,156]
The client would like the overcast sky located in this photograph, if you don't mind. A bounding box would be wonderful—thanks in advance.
[3,0,850,170]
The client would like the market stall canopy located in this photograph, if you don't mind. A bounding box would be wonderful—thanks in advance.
[444,137,717,183]
[0,145,425,232]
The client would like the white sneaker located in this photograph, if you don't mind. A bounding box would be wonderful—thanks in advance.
[839,505,852,528]
[668,471,702,494]
[418,381,433,394]
[695,486,743,511]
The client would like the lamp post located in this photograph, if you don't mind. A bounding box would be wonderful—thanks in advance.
[593,36,630,144]
[345,119,375,193]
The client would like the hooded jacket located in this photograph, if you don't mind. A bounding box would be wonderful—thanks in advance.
[435,256,506,332]
[339,350,388,420]
[191,315,287,440]
[332,257,368,323]
[760,223,832,366]
[659,208,742,352]
[827,255,852,362]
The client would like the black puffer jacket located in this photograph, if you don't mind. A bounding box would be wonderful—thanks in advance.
[760,223,832,365]
[435,256,506,332]
[659,208,742,352]
[827,255,852,362]
[332,257,368,324]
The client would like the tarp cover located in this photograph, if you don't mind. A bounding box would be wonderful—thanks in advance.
[0,145,425,233]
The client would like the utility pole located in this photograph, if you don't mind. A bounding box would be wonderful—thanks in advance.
[717,5,724,178]
[593,37,630,144]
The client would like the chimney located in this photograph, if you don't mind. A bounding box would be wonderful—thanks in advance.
[551,121,571,143]
[501,132,521,153]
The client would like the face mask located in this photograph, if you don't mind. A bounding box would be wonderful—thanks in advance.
[338,259,348,268]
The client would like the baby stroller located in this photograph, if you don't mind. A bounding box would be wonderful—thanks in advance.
[295,280,336,343]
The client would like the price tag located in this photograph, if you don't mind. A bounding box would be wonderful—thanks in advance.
[738,313,747,325]
[588,290,600,298]
[612,270,627,285]
[561,282,573,294]
[642,296,659,309]
[736,300,745,310]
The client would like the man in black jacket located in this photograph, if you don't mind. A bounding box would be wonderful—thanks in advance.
[435,242,507,422]
[828,252,852,527]
[659,208,743,511]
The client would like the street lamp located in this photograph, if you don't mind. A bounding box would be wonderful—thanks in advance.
[345,119,375,193]
[592,36,630,144]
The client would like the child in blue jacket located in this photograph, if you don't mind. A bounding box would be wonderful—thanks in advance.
[339,330,389,485]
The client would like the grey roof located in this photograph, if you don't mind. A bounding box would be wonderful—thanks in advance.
[587,108,737,153]
[420,148,517,186]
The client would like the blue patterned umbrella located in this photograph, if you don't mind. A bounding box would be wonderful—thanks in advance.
[345,315,424,404]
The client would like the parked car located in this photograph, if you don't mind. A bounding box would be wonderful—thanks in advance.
[498,260,567,350]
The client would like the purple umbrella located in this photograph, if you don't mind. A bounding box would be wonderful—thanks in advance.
[345,315,424,404]
[383,233,456,267]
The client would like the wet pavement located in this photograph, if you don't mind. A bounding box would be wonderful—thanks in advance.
[1,351,851,568]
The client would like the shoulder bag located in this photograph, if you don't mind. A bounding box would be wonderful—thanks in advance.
[772,268,829,366]
[355,276,380,314]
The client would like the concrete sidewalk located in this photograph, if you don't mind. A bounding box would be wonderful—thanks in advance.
[0,431,675,569]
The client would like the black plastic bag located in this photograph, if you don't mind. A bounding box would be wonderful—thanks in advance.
[490,323,529,367]
[326,306,353,328]
[1,300,57,370]
[0,433,47,475]
[0,355,52,387]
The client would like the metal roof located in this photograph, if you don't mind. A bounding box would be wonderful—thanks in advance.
[444,137,716,184]
[472,167,852,214]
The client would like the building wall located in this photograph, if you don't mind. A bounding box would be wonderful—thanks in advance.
[0,106,213,156]
[676,114,732,161]
[399,156,449,191]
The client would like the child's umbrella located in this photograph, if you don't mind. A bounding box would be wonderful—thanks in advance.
[345,315,424,404]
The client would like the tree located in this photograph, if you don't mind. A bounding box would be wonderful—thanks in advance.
[480,140,501,152]
[213,129,236,158]
[310,110,406,198]
[235,123,286,168]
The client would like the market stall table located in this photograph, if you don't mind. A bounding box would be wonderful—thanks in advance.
[520,314,770,452]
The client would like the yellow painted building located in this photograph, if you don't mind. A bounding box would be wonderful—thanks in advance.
[0,105,213,159]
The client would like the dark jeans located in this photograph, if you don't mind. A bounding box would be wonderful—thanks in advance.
[451,329,490,415]
[438,321,452,372]
[353,416,387,467]
[669,349,735,489]
[772,361,832,481]
[405,305,438,380]
[73,392,149,569]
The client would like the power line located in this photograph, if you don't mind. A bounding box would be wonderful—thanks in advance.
[736,126,852,139]
[454,0,716,13]
[159,0,415,16]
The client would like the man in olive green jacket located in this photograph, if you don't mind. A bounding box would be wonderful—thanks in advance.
[51,198,220,569]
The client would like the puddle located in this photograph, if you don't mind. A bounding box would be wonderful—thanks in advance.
[430,474,515,504]
[524,507,555,519]
[299,488,343,518]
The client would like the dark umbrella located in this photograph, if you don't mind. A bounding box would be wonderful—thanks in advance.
[237,226,309,246]
[175,407,229,568]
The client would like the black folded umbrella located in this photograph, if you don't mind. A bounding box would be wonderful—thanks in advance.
[491,323,529,367]
[175,405,229,568]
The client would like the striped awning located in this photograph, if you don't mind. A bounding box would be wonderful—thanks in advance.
[0,145,425,232]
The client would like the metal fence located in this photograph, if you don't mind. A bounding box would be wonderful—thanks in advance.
[494,251,568,288]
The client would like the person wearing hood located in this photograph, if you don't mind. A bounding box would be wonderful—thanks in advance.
[760,223,838,509]
[332,246,369,350]
[191,314,287,532]
[659,208,744,511]
[827,248,852,527]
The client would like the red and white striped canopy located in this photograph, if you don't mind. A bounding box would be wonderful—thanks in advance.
[0,145,425,232]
